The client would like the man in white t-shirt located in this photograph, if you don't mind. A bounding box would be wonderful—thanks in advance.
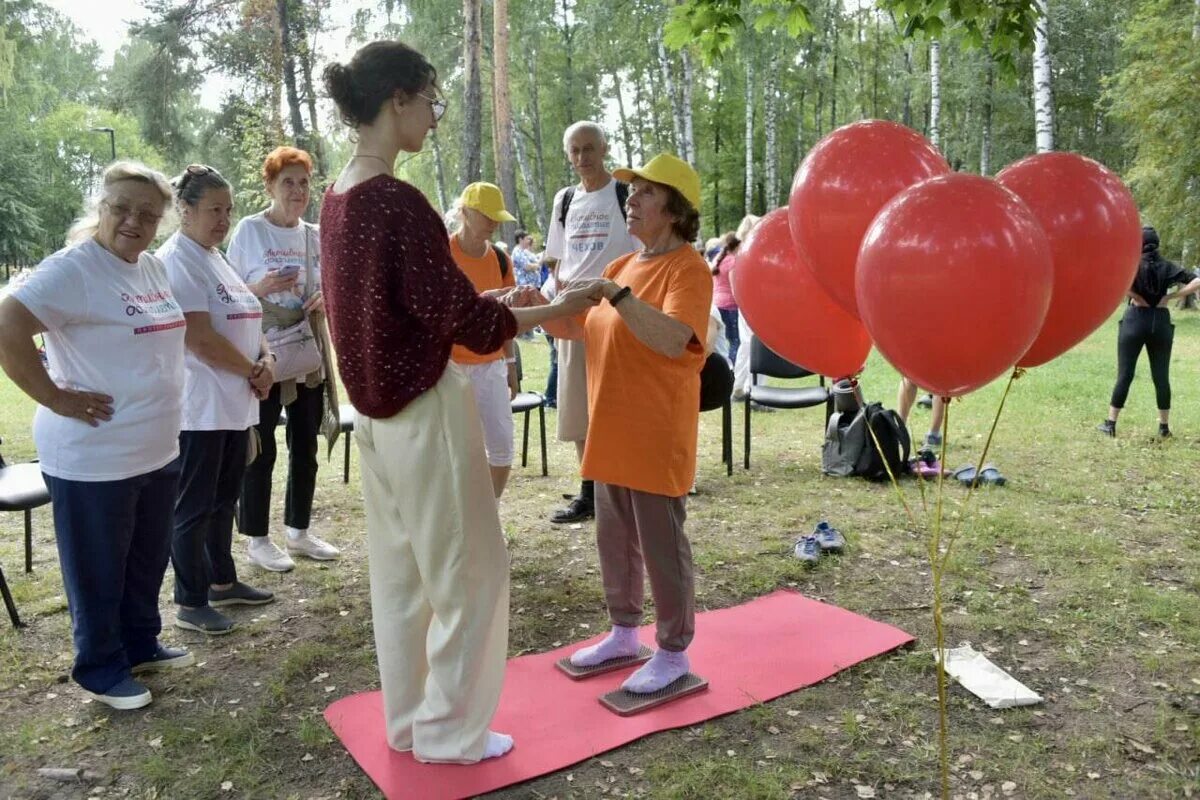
[544,121,639,523]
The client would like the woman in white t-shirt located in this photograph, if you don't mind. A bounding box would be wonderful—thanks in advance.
[0,162,193,711]
[227,147,339,572]
[159,165,277,636]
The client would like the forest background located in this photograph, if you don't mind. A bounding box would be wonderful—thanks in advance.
[0,0,1197,272]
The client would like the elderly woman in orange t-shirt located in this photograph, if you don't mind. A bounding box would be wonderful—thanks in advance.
[543,153,712,694]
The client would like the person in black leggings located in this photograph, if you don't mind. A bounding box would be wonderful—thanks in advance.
[1099,227,1200,438]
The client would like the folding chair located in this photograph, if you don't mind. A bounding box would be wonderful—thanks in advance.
[743,337,832,469]
[0,437,51,628]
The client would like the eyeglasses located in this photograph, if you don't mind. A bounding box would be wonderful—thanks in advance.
[102,200,164,227]
[416,91,447,122]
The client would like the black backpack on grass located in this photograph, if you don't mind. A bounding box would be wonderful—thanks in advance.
[852,402,911,481]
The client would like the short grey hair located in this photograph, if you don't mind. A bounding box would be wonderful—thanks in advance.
[562,120,608,152]
[67,161,173,245]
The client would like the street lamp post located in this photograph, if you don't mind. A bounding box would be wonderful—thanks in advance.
[89,127,116,162]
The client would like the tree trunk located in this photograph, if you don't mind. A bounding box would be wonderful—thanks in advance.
[830,10,839,129]
[1194,0,1200,40]
[764,52,779,210]
[744,53,755,215]
[559,0,576,129]
[610,68,634,167]
[492,0,519,241]
[929,39,941,149]
[277,0,307,148]
[523,47,549,201]
[513,117,548,233]
[681,47,696,164]
[431,129,450,213]
[461,0,483,186]
[980,42,995,175]
[658,35,684,153]
[1032,0,1054,153]
[712,67,722,235]
[872,11,880,117]
[902,42,913,127]
[295,2,326,177]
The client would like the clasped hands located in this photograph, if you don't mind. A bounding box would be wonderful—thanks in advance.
[483,279,619,312]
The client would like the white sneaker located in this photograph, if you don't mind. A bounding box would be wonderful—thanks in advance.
[247,537,295,572]
[286,531,340,561]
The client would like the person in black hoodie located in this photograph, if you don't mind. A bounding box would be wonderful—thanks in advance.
[1099,226,1200,438]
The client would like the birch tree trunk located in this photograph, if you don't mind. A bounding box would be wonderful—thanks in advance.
[559,0,576,127]
[1194,0,1200,40]
[295,4,326,177]
[523,47,549,200]
[901,42,913,127]
[744,53,755,215]
[658,35,684,153]
[712,67,722,235]
[513,118,548,233]
[764,52,779,210]
[929,39,941,149]
[610,69,634,168]
[829,10,839,129]
[1033,0,1055,153]
[492,0,519,241]
[980,41,995,175]
[681,48,696,164]
[461,0,483,185]
[431,129,450,213]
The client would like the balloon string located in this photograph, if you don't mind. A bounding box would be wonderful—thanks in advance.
[863,412,917,527]
[930,398,951,800]
[945,368,1019,563]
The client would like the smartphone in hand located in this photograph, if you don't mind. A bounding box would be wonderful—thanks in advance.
[273,263,302,278]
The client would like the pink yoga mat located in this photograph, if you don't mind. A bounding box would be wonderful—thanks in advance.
[325,590,913,800]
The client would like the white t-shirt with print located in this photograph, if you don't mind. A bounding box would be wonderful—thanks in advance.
[12,239,186,481]
[158,232,263,432]
[544,178,639,284]
[226,210,320,313]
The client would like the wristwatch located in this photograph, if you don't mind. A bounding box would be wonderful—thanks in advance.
[610,285,633,307]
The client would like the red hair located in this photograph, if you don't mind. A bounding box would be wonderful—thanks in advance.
[262,146,314,184]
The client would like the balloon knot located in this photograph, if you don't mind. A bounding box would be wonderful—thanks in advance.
[1013,367,1028,380]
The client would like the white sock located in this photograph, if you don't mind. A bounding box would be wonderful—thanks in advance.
[285,527,306,541]
[622,649,690,694]
[569,625,640,667]
[481,731,514,760]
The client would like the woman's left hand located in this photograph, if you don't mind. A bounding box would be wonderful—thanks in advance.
[303,291,325,315]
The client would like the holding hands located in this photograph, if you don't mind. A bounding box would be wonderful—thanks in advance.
[249,358,275,399]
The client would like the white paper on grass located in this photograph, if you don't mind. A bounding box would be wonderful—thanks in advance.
[934,644,1043,709]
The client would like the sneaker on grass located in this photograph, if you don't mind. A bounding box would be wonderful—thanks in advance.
[285,531,340,561]
[248,537,295,572]
[91,677,152,711]
[131,645,195,674]
[175,605,235,635]
[209,581,275,607]
[813,521,846,553]
[793,535,821,564]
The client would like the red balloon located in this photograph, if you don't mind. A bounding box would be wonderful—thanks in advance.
[732,208,872,379]
[996,152,1142,368]
[856,174,1053,397]
[789,120,950,318]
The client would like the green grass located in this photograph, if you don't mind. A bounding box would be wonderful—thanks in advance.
[2,309,1200,798]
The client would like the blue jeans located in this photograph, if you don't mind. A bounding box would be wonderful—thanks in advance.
[719,307,741,367]
[43,462,180,693]
[545,334,559,405]
[172,430,247,607]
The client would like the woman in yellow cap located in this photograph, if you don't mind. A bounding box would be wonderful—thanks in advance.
[543,153,712,693]
[449,182,520,497]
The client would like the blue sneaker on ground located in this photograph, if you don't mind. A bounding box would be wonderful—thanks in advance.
[813,521,846,553]
[90,677,152,711]
[131,644,195,675]
[793,535,821,564]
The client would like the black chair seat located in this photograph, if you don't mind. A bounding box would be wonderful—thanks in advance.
[339,404,355,433]
[749,385,829,409]
[0,463,50,511]
[511,392,544,413]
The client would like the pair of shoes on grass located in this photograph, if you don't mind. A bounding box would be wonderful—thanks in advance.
[175,582,275,635]
[92,645,195,710]
[794,521,846,564]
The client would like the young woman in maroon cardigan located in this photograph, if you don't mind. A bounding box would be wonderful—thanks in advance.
[319,41,601,765]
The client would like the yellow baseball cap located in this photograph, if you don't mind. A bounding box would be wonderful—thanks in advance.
[459,182,517,223]
[613,153,701,210]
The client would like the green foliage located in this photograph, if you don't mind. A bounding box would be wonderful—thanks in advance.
[1107,0,1200,259]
